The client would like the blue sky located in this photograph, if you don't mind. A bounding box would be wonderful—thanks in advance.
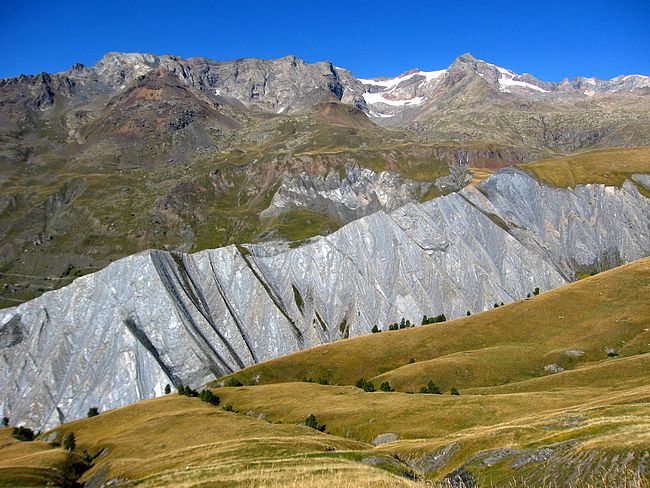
[1,0,648,81]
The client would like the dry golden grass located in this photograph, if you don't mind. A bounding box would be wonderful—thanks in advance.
[520,147,650,189]
[45,394,366,484]
[222,257,650,393]
[468,167,495,186]
[2,259,649,486]
[131,457,425,488]
[0,428,76,486]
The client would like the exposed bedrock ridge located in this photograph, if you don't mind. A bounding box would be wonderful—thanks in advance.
[260,164,433,222]
[1,168,648,430]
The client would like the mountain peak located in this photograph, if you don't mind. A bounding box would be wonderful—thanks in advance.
[455,53,478,63]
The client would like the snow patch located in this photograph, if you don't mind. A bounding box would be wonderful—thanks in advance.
[418,69,446,82]
[358,72,419,89]
[358,68,445,88]
[498,76,548,93]
[490,63,548,93]
[496,66,514,76]
[363,92,425,106]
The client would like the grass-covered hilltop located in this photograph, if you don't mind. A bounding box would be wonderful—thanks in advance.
[1,256,649,487]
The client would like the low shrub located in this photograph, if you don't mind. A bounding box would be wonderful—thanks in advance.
[199,389,221,406]
[12,426,35,441]
[420,380,442,394]
[305,414,326,432]
[355,378,376,392]
[63,432,76,451]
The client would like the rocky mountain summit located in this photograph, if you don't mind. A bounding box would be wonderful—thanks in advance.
[358,53,650,119]
[2,167,648,430]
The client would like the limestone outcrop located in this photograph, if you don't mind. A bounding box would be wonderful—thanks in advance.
[1,169,648,430]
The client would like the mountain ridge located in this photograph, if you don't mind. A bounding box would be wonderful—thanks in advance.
[2,163,648,431]
[1,50,649,308]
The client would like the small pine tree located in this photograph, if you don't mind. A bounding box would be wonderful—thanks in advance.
[199,389,220,406]
[355,378,375,392]
[450,387,460,396]
[527,293,531,299]
[420,380,442,394]
[305,413,317,429]
[379,381,394,392]
[164,384,171,395]
[422,315,428,325]
[87,407,99,418]
[494,303,499,308]
[466,311,471,316]
[371,325,380,333]
[400,317,406,328]
[1,417,8,428]
[225,377,243,387]
[184,387,198,397]
[317,378,329,385]
[305,413,326,432]
[408,358,416,364]
[63,432,76,451]
[500,302,504,306]
[178,385,186,395]
[533,287,540,296]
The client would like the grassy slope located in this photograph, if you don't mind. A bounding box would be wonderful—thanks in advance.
[207,258,650,484]
[0,429,89,487]
[0,396,418,488]
[520,146,650,190]
[2,258,649,486]
[221,257,650,391]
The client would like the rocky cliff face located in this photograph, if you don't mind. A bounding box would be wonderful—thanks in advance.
[261,164,434,222]
[2,168,648,431]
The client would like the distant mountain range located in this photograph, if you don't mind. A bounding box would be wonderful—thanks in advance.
[0,52,649,308]
[2,51,649,160]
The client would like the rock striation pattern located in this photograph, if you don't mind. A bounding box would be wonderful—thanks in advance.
[261,164,433,222]
[1,169,649,430]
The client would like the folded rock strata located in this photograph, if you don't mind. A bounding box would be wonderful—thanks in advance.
[1,168,648,430]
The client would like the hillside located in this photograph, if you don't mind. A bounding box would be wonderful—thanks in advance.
[220,256,650,389]
[1,258,648,486]
[2,157,648,432]
[1,50,649,309]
